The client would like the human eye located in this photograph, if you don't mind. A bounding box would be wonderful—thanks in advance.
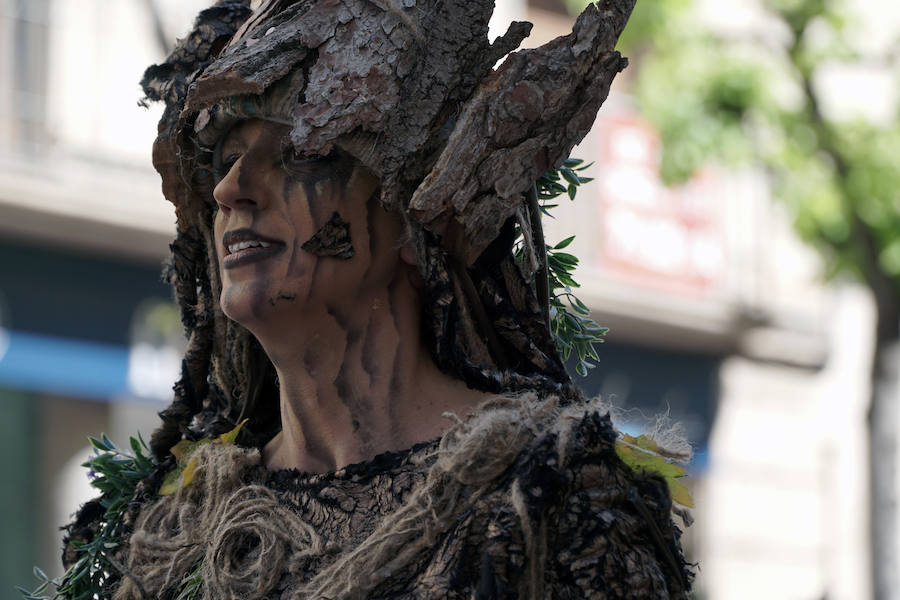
[280,143,343,183]
[280,144,316,171]
[212,124,247,184]
[213,149,242,185]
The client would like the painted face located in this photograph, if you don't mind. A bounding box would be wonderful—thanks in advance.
[212,119,402,330]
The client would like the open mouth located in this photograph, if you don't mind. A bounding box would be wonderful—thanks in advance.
[227,239,273,254]
[222,229,285,268]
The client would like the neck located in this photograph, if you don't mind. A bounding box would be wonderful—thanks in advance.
[258,272,488,473]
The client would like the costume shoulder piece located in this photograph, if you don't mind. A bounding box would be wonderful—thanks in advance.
[111,396,692,599]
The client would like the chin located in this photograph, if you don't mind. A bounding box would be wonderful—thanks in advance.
[220,282,274,328]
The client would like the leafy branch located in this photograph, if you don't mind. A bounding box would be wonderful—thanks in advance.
[18,435,156,600]
[523,159,609,377]
[19,422,249,599]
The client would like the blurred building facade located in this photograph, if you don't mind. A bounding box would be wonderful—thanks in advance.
[525,4,875,597]
[0,0,879,598]
[0,0,203,589]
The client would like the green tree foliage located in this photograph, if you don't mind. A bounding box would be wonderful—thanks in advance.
[576,0,900,305]
[565,1,900,597]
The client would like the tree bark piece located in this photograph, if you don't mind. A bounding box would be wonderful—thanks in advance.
[301,211,355,259]
[155,0,633,265]
[408,1,632,262]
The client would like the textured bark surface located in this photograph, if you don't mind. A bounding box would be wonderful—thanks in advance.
[114,397,692,599]
[409,3,630,261]
[301,211,355,259]
[157,0,633,263]
[134,0,636,471]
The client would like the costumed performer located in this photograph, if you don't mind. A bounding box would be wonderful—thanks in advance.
[61,0,695,598]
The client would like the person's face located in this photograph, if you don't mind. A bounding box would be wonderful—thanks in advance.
[212,119,402,330]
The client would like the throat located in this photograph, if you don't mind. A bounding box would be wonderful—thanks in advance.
[260,285,477,473]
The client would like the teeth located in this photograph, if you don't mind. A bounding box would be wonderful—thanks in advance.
[228,240,271,254]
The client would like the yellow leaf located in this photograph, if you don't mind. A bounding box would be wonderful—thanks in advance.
[668,477,694,508]
[159,420,248,496]
[216,419,248,445]
[615,441,686,480]
[624,433,661,454]
[615,438,694,508]
[170,439,203,464]
[181,457,199,488]
[159,468,183,496]
[158,455,202,496]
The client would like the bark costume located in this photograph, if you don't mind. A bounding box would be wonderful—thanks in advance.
[64,0,694,597]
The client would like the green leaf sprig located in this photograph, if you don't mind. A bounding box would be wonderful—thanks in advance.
[18,422,249,599]
[174,560,204,600]
[18,434,156,600]
[530,159,609,376]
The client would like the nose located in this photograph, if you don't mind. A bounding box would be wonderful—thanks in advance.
[213,156,263,215]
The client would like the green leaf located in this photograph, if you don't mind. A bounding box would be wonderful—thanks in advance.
[554,235,576,250]
[525,158,608,378]
[23,428,160,598]
[547,181,567,195]
[175,560,205,600]
[556,272,579,287]
[217,419,248,445]
[573,161,594,171]
[571,303,590,316]
[615,435,694,508]
[560,167,580,186]
[551,252,579,266]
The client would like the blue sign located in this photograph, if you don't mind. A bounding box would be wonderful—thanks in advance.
[0,329,130,399]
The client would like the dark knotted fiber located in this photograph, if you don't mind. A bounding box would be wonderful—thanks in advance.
[116,397,546,598]
[113,395,692,599]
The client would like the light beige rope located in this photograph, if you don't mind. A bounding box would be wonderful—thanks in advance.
[116,395,678,599]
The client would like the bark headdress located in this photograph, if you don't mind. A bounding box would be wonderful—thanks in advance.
[140,0,634,457]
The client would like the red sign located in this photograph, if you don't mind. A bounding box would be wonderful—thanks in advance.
[595,115,725,295]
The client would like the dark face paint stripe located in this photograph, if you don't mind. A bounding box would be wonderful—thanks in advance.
[387,274,404,438]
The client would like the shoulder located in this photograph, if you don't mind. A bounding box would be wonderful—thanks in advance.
[103,395,693,599]
[546,404,691,598]
[460,395,693,598]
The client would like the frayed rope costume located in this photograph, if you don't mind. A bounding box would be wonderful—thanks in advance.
[117,397,690,599]
[62,0,695,598]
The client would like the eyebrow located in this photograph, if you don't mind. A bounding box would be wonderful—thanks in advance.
[219,128,247,155]
[212,125,245,182]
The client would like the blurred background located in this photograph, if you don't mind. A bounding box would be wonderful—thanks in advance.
[1,0,898,598]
